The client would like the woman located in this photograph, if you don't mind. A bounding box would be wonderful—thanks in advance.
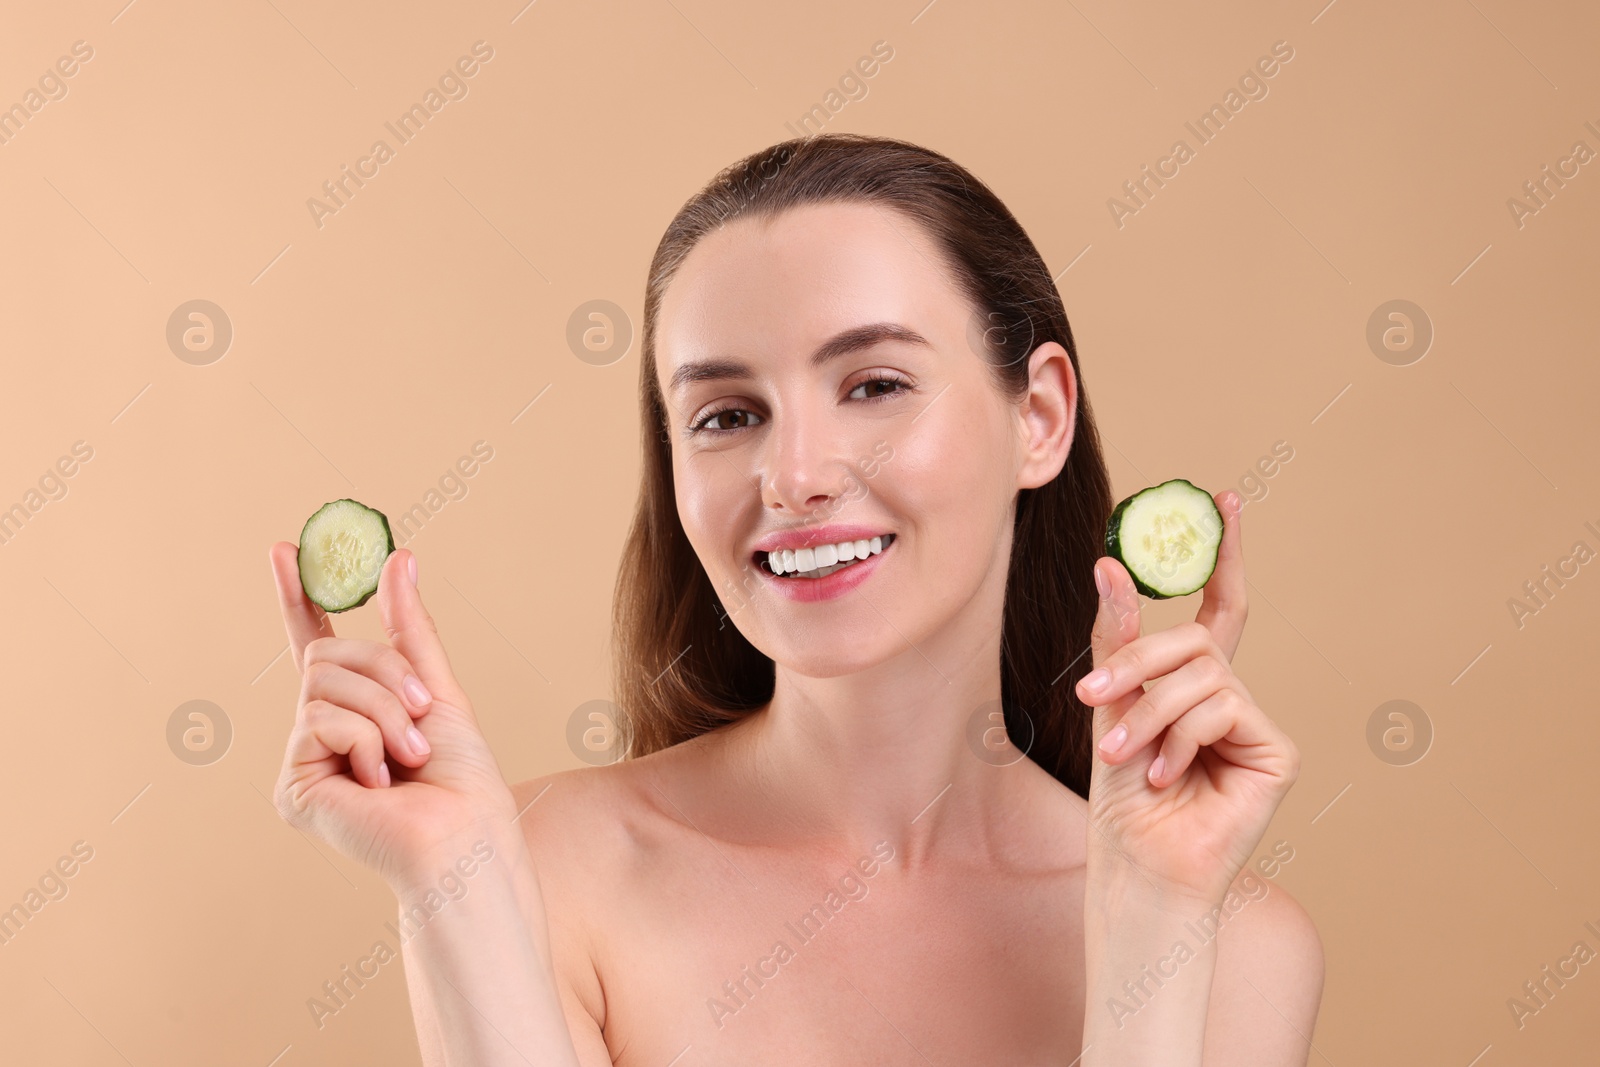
[269,133,1323,1065]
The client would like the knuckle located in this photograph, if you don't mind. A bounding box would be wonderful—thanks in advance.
[379,686,408,725]
[1123,694,1154,733]
[304,636,334,663]
[273,782,308,827]
[1163,720,1189,748]
[271,787,294,825]
[385,613,437,646]
[305,659,339,689]
[301,698,333,728]
[1196,653,1229,687]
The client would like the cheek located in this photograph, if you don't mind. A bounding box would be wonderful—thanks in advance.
[889,404,1012,546]
[675,454,747,567]
[675,466,714,549]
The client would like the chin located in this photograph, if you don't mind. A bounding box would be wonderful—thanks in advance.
[768,643,887,679]
[722,607,890,675]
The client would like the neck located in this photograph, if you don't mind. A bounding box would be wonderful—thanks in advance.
[726,568,1032,869]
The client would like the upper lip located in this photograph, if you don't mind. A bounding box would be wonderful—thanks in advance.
[751,524,895,557]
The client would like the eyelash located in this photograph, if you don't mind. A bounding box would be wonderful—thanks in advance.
[687,375,914,437]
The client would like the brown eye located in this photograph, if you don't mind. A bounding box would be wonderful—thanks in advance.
[691,407,764,435]
[849,376,912,402]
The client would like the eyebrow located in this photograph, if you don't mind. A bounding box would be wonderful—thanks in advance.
[667,321,931,396]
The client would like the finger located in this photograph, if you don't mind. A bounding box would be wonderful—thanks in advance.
[302,659,432,767]
[305,636,434,719]
[1155,688,1293,784]
[292,699,391,789]
[1089,557,1141,670]
[1085,557,1143,751]
[270,541,335,674]
[1096,653,1232,765]
[1194,490,1247,661]
[1147,689,1246,786]
[1078,619,1220,707]
[376,549,469,710]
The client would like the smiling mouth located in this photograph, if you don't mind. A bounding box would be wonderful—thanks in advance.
[758,533,896,579]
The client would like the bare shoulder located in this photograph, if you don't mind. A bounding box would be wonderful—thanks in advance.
[508,739,708,863]
[506,754,683,1062]
[1204,871,1326,1065]
[510,760,648,857]
[508,757,671,919]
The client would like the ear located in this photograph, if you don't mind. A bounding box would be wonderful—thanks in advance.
[1015,341,1077,490]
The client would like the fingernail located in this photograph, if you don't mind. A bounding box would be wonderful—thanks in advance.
[406,726,430,756]
[1099,723,1127,755]
[1094,563,1110,601]
[408,553,418,586]
[1149,756,1166,783]
[1082,667,1111,693]
[377,762,391,788]
[402,675,432,708]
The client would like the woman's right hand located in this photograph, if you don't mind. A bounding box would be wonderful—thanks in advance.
[268,543,520,890]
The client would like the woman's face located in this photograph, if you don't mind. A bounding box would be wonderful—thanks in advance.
[655,200,1075,678]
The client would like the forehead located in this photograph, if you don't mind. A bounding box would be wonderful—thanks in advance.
[656,200,963,383]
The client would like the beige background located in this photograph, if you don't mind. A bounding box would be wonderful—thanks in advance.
[2,0,1597,1062]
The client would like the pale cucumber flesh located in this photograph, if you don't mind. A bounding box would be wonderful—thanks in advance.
[1105,479,1222,599]
[298,499,394,612]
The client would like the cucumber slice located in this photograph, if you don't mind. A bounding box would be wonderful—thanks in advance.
[1104,479,1223,600]
[297,499,395,613]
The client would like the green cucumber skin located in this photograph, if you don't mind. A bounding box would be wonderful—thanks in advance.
[297,499,395,613]
[1103,478,1221,600]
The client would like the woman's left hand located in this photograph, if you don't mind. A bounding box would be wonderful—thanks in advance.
[1078,489,1300,907]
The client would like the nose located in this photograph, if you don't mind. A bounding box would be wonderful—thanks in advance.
[759,400,855,518]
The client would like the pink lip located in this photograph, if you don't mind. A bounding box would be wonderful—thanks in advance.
[751,523,894,556]
[756,535,895,603]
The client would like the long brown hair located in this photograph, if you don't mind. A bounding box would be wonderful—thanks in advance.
[609,132,1113,799]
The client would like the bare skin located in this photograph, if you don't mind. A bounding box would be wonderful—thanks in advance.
[514,724,1093,1063]
[514,721,1318,1065]
[270,200,1323,1065]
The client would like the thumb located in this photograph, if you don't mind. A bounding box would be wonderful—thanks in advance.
[1084,557,1143,747]
[377,548,470,710]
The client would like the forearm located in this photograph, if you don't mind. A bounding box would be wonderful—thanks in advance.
[1081,866,1221,1066]
[394,825,580,1067]
[403,946,454,1067]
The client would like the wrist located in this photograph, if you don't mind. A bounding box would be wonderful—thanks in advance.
[1084,851,1223,918]
[388,817,536,901]
[1083,874,1224,965]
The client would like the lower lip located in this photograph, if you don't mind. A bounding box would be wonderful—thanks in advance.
[755,539,893,602]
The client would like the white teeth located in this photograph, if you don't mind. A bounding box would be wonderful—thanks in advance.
[763,533,895,579]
